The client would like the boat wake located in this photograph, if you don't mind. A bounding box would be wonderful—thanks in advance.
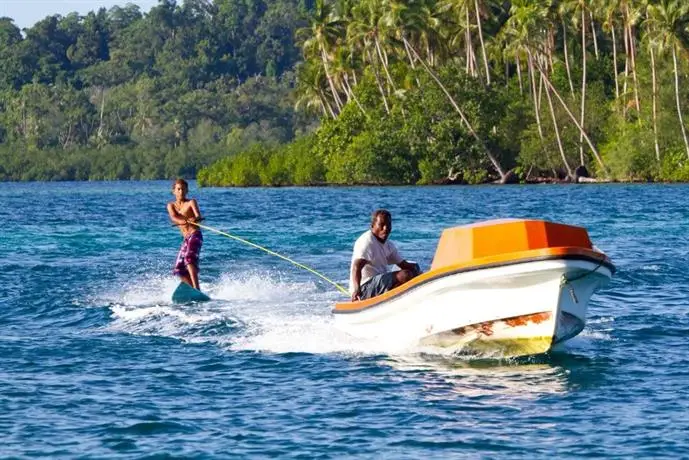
[95,270,611,361]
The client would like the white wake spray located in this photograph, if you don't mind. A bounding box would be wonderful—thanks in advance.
[97,270,611,359]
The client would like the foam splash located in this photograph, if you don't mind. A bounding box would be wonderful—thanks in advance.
[97,271,610,360]
[99,271,385,354]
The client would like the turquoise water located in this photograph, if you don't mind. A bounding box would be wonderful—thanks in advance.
[2,181,688,457]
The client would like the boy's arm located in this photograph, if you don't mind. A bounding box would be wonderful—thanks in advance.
[167,202,188,226]
[189,199,203,223]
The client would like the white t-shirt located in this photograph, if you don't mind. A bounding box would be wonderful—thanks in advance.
[349,230,403,294]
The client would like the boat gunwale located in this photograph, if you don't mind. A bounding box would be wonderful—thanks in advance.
[333,247,614,314]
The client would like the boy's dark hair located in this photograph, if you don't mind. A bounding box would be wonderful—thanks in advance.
[371,209,391,225]
[173,178,189,192]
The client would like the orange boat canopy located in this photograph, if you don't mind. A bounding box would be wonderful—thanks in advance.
[430,219,593,272]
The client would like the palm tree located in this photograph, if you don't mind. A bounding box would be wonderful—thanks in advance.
[437,0,480,78]
[383,0,440,71]
[560,0,591,167]
[621,0,642,114]
[500,0,562,173]
[599,0,622,100]
[297,0,347,114]
[347,0,399,113]
[331,46,368,116]
[474,0,493,85]
[294,61,336,118]
[642,3,661,161]
[647,0,689,158]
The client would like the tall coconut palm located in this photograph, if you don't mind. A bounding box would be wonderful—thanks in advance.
[647,0,689,158]
[295,61,337,118]
[642,3,661,161]
[560,0,591,166]
[621,0,642,113]
[331,46,368,116]
[473,0,493,85]
[599,0,622,100]
[384,0,442,71]
[297,0,347,114]
[500,0,564,172]
[347,0,400,113]
[437,0,480,78]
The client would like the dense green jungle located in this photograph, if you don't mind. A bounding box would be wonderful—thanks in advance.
[2,0,689,185]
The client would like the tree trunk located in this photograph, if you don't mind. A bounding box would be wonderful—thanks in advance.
[590,12,599,59]
[528,54,545,140]
[530,50,609,175]
[375,37,396,95]
[623,23,629,117]
[403,39,422,87]
[405,37,506,178]
[321,48,343,113]
[97,87,106,141]
[626,7,640,113]
[465,7,476,78]
[319,89,337,119]
[650,45,660,162]
[562,19,575,96]
[673,47,689,159]
[611,24,620,100]
[343,74,367,116]
[516,56,523,94]
[545,77,574,179]
[579,9,587,166]
[475,0,491,85]
[368,49,390,114]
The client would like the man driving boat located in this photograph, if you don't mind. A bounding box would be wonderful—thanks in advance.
[349,209,420,301]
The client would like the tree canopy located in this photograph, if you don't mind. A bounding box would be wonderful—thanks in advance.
[0,0,315,180]
[2,0,689,184]
[201,0,689,186]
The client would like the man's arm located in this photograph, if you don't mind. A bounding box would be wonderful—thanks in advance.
[350,258,368,302]
[167,202,188,226]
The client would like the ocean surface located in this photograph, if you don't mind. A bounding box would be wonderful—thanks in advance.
[2,181,688,458]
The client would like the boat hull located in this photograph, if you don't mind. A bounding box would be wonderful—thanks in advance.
[333,259,612,357]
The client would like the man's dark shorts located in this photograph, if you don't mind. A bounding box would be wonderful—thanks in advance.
[358,263,421,301]
[358,272,397,300]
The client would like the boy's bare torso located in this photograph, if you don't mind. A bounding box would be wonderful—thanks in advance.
[171,199,197,237]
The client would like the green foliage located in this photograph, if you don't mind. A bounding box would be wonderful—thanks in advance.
[600,118,659,181]
[0,0,313,181]
[5,0,689,185]
[660,150,689,182]
[284,135,324,185]
[198,135,325,187]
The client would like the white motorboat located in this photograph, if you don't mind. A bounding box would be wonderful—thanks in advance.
[333,219,615,357]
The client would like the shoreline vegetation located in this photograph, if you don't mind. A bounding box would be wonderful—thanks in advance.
[2,1,689,186]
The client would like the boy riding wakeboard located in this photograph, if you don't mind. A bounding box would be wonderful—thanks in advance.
[167,179,204,290]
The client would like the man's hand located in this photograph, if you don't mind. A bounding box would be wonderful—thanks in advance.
[351,288,360,302]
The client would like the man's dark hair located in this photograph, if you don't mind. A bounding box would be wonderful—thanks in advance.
[371,209,392,226]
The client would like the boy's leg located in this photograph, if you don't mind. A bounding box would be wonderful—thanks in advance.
[187,263,200,290]
[178,272,193,286]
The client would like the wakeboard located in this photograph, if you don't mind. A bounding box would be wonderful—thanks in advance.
[172,282,211,303]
